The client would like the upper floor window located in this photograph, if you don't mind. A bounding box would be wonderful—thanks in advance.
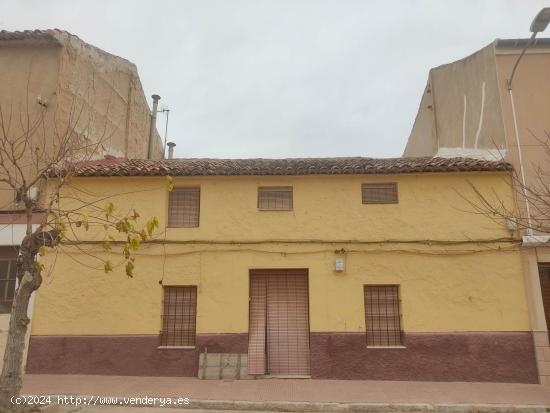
[159,286,197,347]
[362,183,398,204]
[364,285,403,347]
[258,186,293,211]
[168,188,200,228]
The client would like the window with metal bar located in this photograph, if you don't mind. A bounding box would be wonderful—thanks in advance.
[364,285,402,346]
[0,258,17,314]
[361,183,398,204]
[168,188,200,227]
[159,286,197,347]
[258,187,293,211]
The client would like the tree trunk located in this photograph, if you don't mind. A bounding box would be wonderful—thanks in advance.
[0,254,41,407]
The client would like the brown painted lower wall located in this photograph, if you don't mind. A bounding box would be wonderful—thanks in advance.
[27,332,538,383]
[310,332,539,383]
[26,334,248,377]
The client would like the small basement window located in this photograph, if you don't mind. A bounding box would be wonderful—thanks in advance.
[258,186,293,211]
[362,183,398,204]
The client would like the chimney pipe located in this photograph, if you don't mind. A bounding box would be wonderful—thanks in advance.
[167,142,176,159]
[148,94,161,159]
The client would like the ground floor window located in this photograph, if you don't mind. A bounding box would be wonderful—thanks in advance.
[159,286,197,347]
[0,247,18,313]
[537,265,550,340]
[364,285,402,346]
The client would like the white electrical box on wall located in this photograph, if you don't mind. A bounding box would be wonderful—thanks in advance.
[28,186,39,201]
[335,258,345,272]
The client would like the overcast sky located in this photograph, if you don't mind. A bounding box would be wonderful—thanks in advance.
[0,0,548,159]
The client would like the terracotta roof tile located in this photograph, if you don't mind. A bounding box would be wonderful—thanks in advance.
[68,157,512,177]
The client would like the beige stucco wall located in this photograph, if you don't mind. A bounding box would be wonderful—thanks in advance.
[404,42,506,157]
[495,48,550,189]
[403,81,436,157]
[54,32,163,161]
[0,41,61,211]
[0,32,163,212]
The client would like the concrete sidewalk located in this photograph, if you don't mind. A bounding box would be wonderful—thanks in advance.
[22,375,550,408]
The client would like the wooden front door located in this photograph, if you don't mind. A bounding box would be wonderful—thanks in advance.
[248,269,310,376]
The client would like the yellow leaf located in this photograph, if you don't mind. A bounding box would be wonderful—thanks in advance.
[35,262,45,273]
[103,261,113,273]
[105,202,115,219]
[146,217,159,237]
[125,260,135,278]
[167,176,174,192]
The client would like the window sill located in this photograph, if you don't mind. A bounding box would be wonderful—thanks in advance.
[157,346,196,350]
[263,375,311,379]
[166,226,200,229]
[366,345,406,349]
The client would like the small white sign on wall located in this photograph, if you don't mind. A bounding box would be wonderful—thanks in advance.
[335,258,345,272]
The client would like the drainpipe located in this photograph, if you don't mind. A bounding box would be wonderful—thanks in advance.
[148,94,161,159]
[167,142,176,159]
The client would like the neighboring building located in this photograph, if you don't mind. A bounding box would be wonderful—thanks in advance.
[25,157,540,383]
[0,30,163,368]
[403,38,550,385]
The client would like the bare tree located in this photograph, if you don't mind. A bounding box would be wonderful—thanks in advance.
[466,132,550,236]
[0,85,159,410]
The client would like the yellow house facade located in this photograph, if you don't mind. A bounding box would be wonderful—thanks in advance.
[26,157,539,382]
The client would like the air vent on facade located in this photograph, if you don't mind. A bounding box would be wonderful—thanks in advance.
[361,183,398,204]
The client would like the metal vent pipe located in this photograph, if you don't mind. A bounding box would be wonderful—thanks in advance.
[167,142,176,159]
[148,94,161,159]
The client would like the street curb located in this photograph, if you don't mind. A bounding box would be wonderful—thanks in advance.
[187,400,550,413]
[34,395,550,413]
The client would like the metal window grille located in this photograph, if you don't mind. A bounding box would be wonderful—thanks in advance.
[538,265,550,342]
[168,188,200,227]
[0,258,17,314]
[361,183,398,204]
[248,273,268,375]
[258,187,293,211]
[364,285,402,346]
[159,286,197,347]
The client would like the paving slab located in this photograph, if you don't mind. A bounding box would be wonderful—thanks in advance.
[19,375,550,412]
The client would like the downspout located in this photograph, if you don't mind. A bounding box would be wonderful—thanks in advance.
[148,94,161,159]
